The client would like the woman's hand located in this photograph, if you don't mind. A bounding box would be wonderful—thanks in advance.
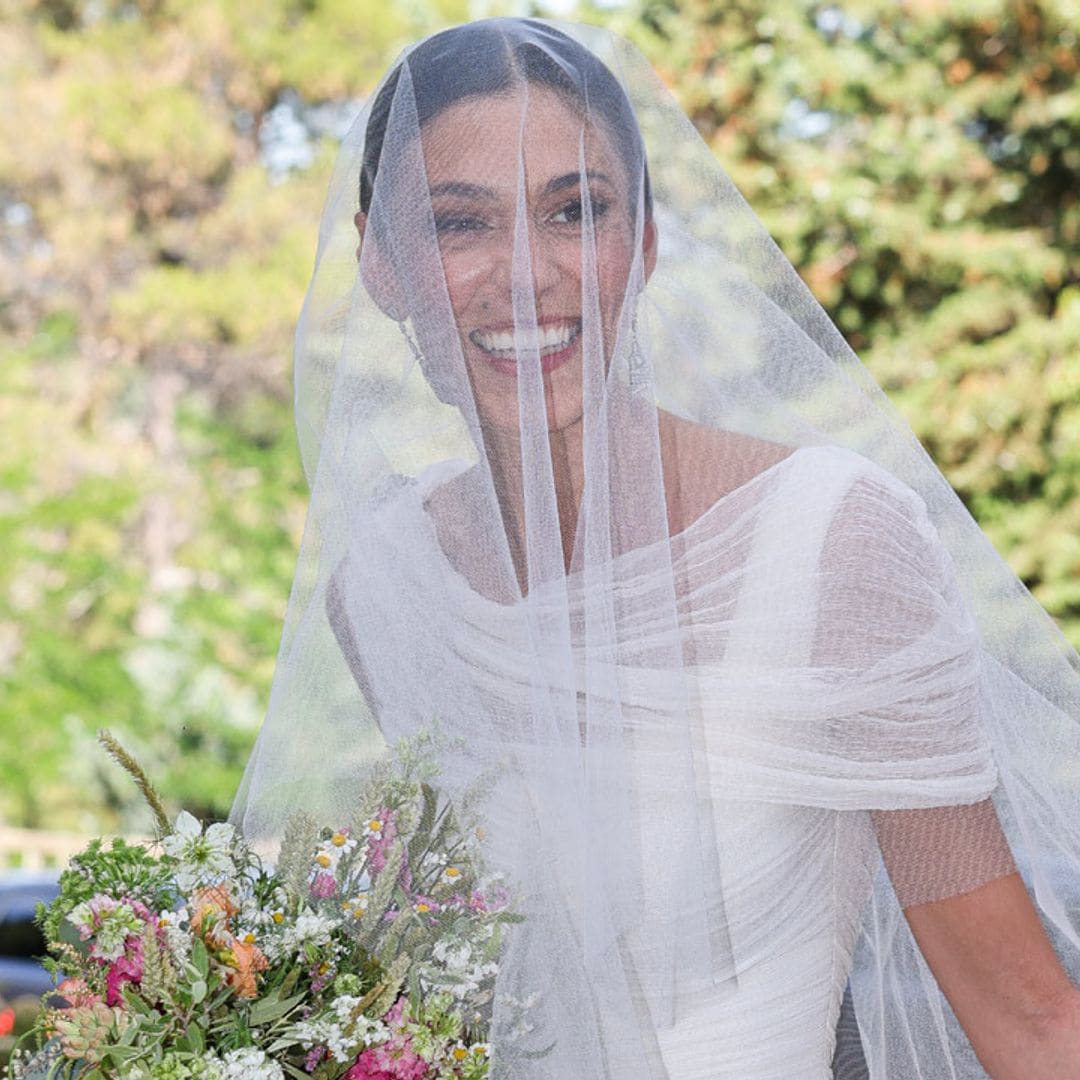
[905,871,1080,1079]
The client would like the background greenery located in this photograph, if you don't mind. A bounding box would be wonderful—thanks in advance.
[1,0,1076,834]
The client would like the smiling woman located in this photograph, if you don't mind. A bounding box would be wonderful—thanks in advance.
[230,18,1080,1080]
[370,86,649,434]
[353,20,654,448]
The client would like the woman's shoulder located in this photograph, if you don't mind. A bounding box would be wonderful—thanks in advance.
[658,412,931,538]
[657,411,797,534]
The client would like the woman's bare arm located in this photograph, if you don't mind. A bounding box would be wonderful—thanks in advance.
[903,869,1080,1079]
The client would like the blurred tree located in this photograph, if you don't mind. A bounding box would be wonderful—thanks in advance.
[0,0,472,830]
[1,0,1077,831]
[589,0,1080,643]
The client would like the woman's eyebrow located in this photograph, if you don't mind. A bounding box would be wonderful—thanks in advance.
[544,170,614,194]
[428,180,497,200]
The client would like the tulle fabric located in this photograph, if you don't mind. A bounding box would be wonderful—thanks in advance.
[230,18,1080,1078]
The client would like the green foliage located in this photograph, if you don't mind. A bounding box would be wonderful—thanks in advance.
[1,0,1077,832]
[596,0,1080,647]
[39,836,175,944]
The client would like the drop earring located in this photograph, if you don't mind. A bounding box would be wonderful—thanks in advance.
[397,318,424,374]
[397,317,460,405]
[628,309,650,394]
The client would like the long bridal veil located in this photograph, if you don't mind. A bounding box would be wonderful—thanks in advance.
[230,18,1080,1078]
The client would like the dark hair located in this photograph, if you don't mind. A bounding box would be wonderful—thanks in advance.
[359,18,652,219]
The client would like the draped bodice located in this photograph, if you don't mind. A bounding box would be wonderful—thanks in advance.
[331,443,998,1079]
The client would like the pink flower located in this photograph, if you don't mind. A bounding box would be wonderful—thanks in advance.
[126,898,155,924]
[345,1035,430,1080]
[304,1045,327,1072]
[382,995,407,1029]
[344,1001,426,1078]
[310,872,337,899]
[486,883,511,909]
[56,977,101,1008]
[105,935,144,1005]
[366,810,398,875]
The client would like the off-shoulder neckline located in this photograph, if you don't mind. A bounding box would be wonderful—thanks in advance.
[402,444,877,606]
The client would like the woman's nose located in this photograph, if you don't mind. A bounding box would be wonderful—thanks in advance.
[474,227,567,306]
[529,233,566,298]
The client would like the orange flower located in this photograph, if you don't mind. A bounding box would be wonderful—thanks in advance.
[224,939,269,999]
[191,884,240,938]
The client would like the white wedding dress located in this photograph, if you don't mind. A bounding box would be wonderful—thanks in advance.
[226,19,1080,1077]
[340,443,998,1080]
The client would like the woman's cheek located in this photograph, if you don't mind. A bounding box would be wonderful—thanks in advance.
[597,236,636,323]
[441,248,495,317]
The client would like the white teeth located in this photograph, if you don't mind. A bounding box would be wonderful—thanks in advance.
[470,322,580,358]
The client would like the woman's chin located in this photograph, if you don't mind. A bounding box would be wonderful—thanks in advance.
[463,337,583,431]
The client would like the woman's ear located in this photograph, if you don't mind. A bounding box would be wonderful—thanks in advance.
[354,209,409,322]
[353,209,365,261]
[642,216,658,283]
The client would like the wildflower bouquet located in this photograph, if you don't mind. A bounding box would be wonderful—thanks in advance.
[7,731,526,1080]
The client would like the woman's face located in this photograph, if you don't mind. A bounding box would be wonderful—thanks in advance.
[387,85,655,434]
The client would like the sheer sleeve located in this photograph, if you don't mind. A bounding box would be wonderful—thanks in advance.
[869,801,1016,908]
[688,448,997,810]
[812,469,1015,907]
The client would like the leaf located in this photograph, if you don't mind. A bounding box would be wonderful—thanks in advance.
[180,1022,206,1054]
[116,1019,141,1046]
[190,977,208,1005]
[266,1034,304,1053]
[101,1043,141,1066]
[245,989,308,1026]
[279,964,301,997]
[120,985,157,1018]
[207,982,235,1010]
[191,936,209,979]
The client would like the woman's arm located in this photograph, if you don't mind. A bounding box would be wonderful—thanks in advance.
[325,557,386,730]
[902,866,1080,1079]
[815,476,1080,1074]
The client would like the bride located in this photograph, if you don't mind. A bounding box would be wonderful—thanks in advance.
[231,18,1080,1078]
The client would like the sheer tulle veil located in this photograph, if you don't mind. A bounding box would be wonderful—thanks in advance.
[229,17,1080,1078]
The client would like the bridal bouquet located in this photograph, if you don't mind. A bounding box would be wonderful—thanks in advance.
[7,731,524,1080]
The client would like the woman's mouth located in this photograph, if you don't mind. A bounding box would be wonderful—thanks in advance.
[468,320,581,375]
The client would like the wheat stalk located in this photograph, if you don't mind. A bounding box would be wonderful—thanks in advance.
[96,728,171,837]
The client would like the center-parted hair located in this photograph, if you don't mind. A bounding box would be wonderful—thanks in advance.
[359,18,652,218]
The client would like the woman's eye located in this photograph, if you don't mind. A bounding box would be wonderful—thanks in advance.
[434,214,488,234]
[550,197,610,225]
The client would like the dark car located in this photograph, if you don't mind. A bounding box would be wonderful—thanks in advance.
[0,872,60,1000]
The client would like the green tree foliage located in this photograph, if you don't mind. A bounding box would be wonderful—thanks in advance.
[1,0,1077,831]
[0,0,473,831]
[591,0,1080,645]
